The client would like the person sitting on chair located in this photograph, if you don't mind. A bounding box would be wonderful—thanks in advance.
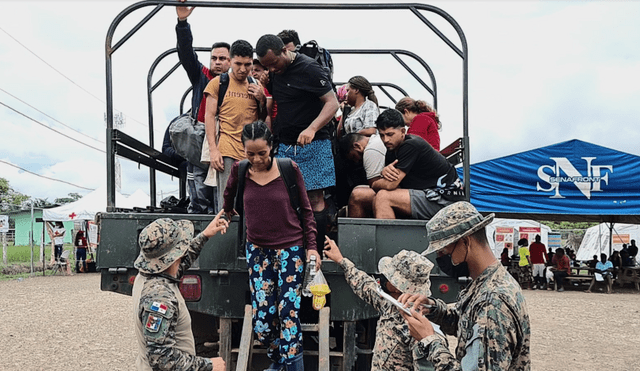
[52,222,66,260]
[550,248,571,292]
[586,253,614,294]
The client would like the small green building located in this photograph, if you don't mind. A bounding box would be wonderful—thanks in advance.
[5,209,74,246]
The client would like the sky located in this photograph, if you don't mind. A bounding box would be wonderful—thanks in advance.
[1,0,639,207]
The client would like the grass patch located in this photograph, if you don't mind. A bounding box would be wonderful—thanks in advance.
[0,270,52,281]
[1,244,78,280]
[2,244,74,263]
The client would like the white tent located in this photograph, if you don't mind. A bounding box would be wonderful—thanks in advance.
[576,223,640,260]
[120,189,150,209]
[42,187,148,221]
[485,218,552,257]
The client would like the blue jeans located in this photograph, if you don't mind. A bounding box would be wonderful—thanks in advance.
[75,248,87,272]
[246,242,304,364]
[187,162,216,213]
[54,245,63,260]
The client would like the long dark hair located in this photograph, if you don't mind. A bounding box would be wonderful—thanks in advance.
[241,121,274,169]
[348,75,378,106]
[395,96,441,130]
[75,231,85,245]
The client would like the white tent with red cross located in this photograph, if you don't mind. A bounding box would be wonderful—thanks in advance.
[42,186,148,221]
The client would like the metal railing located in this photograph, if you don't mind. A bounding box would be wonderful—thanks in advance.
[105,1,469,209]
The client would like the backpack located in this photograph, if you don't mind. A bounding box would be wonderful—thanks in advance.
[217,73,258,110]
[168,110,207,169]
[295,40,334,82]
[234,158,305,248]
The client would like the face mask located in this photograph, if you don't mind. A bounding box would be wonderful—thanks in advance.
[436,254,470,278]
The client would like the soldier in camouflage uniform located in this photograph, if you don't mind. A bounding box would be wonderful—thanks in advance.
[132,210,228,371]
[323,236,434,371]
[399,201,531,371]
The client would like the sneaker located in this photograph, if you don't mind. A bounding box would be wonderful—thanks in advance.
[557,287,565,292]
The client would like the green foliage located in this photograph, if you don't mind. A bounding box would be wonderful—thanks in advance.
[31,197,54,208]
[0,177,29,212]
[541,221,598,231]
[0,178,8,194]
[54,192,81,205]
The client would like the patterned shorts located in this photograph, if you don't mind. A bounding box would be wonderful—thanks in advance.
[276,139,336,191]
[518,265,532,283]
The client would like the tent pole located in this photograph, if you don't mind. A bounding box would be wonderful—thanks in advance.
[30,202,34,275]
[42,223,45,276]
[608,222,614,258]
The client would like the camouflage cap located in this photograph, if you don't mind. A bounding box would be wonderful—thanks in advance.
[422,201,494,256]
[378,250,434,297]
[134,218,194,274]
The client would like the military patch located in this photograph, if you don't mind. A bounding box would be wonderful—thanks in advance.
[145,313,163,332]
[150,301,168,315]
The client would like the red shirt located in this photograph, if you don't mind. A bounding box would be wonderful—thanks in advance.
[529,242,547,264]
[407,112,440,151]
[557,255,571,275]
[76,236,88,249]
[196,66,216,123]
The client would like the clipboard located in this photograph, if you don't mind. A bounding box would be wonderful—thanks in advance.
[376,285,412,315]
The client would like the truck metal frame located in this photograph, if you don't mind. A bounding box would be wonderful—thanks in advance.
[100,2,469,370]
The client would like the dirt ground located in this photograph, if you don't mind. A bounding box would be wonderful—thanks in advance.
[1,273,640,371]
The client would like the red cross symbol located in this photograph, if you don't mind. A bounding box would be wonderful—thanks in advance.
[69,212,77,219]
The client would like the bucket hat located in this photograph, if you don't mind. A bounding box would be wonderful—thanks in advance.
[422,201,494,256]
[378,250,434,297]
[134,218,194,274]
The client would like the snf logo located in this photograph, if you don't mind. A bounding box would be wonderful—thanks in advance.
[536,157,613,199]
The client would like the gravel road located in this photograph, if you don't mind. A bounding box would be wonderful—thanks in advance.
[1,273,639,371]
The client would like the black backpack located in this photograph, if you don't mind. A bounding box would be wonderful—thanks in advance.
[295,40,334,82]
[217,73,258,110]
[234,158,305,248]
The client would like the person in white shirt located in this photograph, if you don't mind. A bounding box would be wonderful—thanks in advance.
[339,132,386,217]
[586,253,614,294]
[52,222,66,260]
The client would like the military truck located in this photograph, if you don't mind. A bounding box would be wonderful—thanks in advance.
[98,2,469,370]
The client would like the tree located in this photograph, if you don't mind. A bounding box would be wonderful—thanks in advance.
[31,198,55,208]
[54,192,82,205]
[0,177,29,212]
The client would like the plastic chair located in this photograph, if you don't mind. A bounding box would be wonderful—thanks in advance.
[51,250,70,275]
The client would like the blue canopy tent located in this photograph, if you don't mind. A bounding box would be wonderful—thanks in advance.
[459,140,640,255]
[461,139,640,223]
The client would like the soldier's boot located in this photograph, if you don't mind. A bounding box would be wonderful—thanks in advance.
[284,354,304,371]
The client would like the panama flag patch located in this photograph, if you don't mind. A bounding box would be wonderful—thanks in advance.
[150,302,168,315]
[145,314,162,332]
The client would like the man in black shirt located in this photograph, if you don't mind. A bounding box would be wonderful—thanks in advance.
[256,34,339,253]
[629,239,638,262]
[372,109,464,220]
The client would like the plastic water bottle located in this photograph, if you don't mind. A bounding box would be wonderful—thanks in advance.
[302,255,317,297]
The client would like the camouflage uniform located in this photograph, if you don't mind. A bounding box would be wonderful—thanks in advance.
[132,219,213,371]
[414,263,530,370]
[415,201,531,371]
[339,250,433,371]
